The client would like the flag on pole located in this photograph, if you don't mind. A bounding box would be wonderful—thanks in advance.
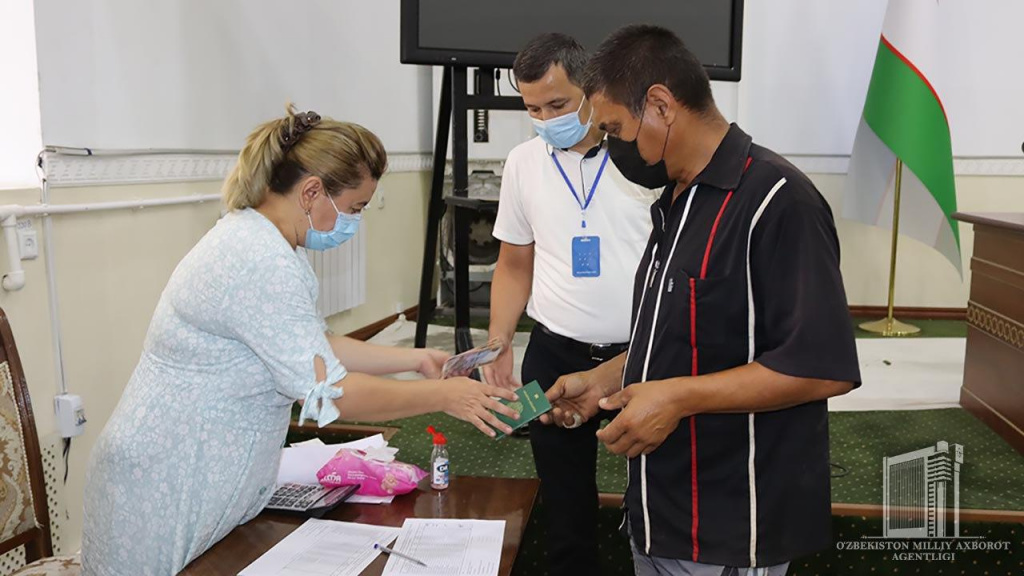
[844,0,960,274]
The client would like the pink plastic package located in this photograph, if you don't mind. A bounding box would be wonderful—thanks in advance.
[316,449,427,497]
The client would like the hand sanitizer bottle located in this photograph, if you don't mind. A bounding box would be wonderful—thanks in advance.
[426,426,449,490]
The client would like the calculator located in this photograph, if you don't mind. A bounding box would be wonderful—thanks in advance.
[265,483,359,518]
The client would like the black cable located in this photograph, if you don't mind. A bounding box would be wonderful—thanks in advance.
[437,246,487,294]
[495,69,501,97]
[437,231,487,301]
[62,438,71,484]
[830,461,849,479]
[509,69,521,94]
[35,151,47,187]
[443,276,487,295]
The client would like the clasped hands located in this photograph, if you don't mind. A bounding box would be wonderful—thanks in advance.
[539,363,691,459]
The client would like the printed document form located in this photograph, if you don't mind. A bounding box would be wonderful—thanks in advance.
[381,519,505,576]
[239,518,400,576]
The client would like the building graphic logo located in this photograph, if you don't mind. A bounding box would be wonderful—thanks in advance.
[882,441,963,539]
[834,441,1013,564]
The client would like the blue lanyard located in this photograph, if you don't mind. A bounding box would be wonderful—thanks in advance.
[551,150,610,229]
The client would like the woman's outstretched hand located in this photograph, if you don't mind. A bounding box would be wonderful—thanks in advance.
[440,378,520,438]
[416,348,450,379]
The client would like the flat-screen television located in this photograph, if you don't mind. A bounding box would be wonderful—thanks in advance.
[400,0,744,81]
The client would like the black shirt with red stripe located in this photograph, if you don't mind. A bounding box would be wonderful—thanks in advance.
[622,124,861,567]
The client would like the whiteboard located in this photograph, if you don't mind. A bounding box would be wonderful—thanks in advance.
[739,0,1024,158]
[0,0,43,189]
[33,0,433,153]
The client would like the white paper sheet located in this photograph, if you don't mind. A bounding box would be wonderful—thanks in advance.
[291,438,327,447]
[239,518,400,576]
[277,434,387,485]
[381,519,505,576]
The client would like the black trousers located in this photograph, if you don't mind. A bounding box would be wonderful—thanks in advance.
[523,325,618,576]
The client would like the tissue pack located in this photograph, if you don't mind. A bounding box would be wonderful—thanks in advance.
[316,449,427,497]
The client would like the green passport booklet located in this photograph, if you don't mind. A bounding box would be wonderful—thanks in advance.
[492,380,552,440]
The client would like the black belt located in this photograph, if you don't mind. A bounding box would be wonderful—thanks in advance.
[536,323,629,362]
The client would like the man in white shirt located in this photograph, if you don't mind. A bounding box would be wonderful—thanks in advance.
[481,33,655,576]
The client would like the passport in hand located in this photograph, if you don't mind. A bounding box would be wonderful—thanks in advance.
[492,380,552,440]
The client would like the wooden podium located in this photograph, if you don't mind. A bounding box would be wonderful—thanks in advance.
[953,212,1024,455]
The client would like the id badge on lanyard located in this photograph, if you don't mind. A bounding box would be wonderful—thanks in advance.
[551,150,610,278]
[572,236,601,277]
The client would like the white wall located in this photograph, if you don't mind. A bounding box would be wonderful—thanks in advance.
[817,173,1018,308]
[0,0,43,189]
[33,0,435,153]
[33,0,1024,159]
[740,0,1024,157]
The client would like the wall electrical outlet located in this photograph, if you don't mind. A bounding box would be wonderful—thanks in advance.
[17,225,38,260]
[54,394,86,438]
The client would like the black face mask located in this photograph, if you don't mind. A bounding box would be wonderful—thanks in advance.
[606,104,673,189]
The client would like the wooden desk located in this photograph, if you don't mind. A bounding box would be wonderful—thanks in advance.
[953,212,1024,455]
[180,476,539,576]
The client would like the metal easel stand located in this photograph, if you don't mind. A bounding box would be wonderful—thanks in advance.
[415,66,525,352]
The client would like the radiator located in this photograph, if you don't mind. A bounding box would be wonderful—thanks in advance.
[0,434,72,574]
[304,228,366,318]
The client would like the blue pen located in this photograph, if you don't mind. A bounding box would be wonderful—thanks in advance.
[374,542,429,567]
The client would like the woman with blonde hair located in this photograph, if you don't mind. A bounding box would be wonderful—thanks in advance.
[82,108,519,575]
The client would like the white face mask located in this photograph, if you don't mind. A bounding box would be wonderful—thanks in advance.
[532,97,593,149]
[304,193,360,251]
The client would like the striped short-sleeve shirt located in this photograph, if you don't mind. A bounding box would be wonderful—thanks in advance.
[621,124,861,568]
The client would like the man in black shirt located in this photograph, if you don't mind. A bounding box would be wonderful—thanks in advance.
[542,25,861,575]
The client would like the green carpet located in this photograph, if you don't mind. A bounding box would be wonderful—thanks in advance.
[304,407,1024,511]
[830,409,1024,509]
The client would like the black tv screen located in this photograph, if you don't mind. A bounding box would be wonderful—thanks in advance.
[401,0,743,81]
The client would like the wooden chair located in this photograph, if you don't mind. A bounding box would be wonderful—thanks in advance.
[0,309,79,575]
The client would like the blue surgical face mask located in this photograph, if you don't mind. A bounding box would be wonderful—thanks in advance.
[305,194,360,251]
[531,97,592,149]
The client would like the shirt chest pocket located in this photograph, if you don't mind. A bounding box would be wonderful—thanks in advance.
[657,266,747,351]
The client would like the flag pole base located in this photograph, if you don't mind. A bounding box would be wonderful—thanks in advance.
[859,317,921,337]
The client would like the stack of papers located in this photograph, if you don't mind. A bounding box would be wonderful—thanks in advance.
[239,519,400,576]
[382,519,505,576]
[277,435,394,505]
[240,518,506,576]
